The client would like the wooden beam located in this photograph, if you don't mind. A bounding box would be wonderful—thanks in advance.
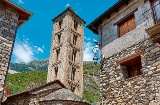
[117,50,144,65]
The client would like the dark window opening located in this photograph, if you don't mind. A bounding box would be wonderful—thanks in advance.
[58,34,61,44]
[151,0,160,24]
[56,49,60,61]
[71,86,75,92]
[71,67,76,80]
[154,37,160,44]
[117,51,143,78]
[59,20,63,29]
[73,35,77,45]
[74,20,78,30]
[55,67,58,78]
[72,50,77,62]
[119,15,136,36]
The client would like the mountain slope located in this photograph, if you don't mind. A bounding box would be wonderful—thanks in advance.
[9,59,49,72]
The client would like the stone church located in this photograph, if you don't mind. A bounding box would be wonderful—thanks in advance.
[1,0,89,105]
[88,0,160,104]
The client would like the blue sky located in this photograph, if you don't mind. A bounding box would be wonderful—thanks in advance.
[10,0,118,63]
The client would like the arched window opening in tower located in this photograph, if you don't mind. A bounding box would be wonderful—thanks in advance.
[72,50,77,62]
[55,67,58,78]
[74,20,78,30]
[56,49,60,61]
[57,34,61,44]
[71,86,75,93]
[73,34,77,45]
[71,67,76,80]
[59,20,63,29]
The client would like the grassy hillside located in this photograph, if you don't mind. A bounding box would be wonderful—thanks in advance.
[6,71,47,94]
[7,60,100,103]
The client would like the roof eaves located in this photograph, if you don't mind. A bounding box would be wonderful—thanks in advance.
[87,0,126,34]
[2,0,33,28]
[7,80,66,98]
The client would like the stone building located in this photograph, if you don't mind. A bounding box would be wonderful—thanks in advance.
[87,0,160,104]
[2,7,89,105]
[0,0,32,100]
[2,80,89,105]
[47,7,86,97]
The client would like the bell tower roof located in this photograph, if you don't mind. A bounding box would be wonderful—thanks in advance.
[52,7,86,24]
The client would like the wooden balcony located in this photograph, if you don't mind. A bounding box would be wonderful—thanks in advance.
[146,23,160,43]
[145,2,160,43]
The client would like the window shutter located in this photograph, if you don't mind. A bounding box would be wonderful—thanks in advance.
[119,16,136,36]
[128,17,136,32]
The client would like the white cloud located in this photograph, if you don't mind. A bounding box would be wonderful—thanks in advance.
[18,0,24,4]
[12,37,44,63]
[65,3,70,7]
[83,41,94,61]
[37,47,43,53]
[84,36,90,41]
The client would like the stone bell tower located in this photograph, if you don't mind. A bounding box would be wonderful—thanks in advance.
[47,7,85,97]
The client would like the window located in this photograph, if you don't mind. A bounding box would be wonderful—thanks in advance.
[72,50,76,62]
[71,67,76,92]
[59,20,63,29]
[152,0,160,23]
[73,35,77,45]
[57,34,61,44]
[56,49,60,61]
[74,20,78,30]
[117,51,143,78]
[71,67,76,80]
[119,15,136,36]
[55,67,58,78]
[71,86,75,92]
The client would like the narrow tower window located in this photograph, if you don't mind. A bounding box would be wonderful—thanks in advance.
[71,67,76,80]
[74,20,78,30]
[59,20,63,29]
[73,35,77,45]
[57,34,61,44]
[72,50,76,62]
[56,49,60,61]
[71,86,75,92]
[55,67,58,78]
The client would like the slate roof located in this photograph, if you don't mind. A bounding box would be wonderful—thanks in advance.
[40,88,85,102]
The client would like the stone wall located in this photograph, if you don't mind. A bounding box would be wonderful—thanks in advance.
[47,8,85,97]
[100,39,160,104]
[99,0,155,58]
[39,100,89,105]
[0,1,19,98]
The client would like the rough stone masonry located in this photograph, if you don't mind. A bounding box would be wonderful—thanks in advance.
[47,7,86,97]
[0,0,32,101]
